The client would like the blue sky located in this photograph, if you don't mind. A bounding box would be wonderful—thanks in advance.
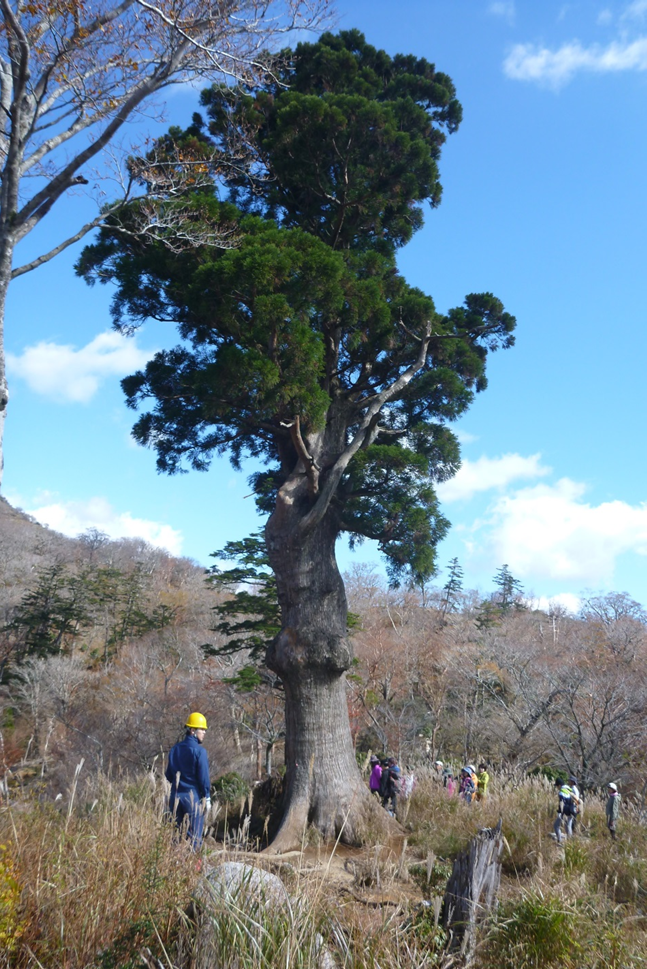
[6,0,647,609]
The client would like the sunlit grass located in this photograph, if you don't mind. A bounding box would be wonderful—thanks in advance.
[1,768,646,967]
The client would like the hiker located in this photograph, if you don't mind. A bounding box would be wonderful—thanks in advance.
[380,757,400,816]
[400,769,416,800]
[476,763,490,801]
[459,766,476,804]
[433,759,444,779]
[442,763,454,789]
[369,755,382,797]
[567,776,581,836]
[606,783,621,840]
[553,779,574,845]
[445,770,456,796]
[165,712,211,850]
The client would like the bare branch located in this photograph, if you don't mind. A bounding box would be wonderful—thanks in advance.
[11,212,113,277]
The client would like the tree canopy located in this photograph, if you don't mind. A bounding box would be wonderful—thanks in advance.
[78,30,515,586]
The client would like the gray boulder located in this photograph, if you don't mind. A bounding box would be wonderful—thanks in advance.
[192,861,337,969]
[203,860,291,912]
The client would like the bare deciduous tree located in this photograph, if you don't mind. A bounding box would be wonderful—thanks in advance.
[0,0,330,480]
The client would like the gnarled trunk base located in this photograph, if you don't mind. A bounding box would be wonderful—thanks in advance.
[266,670,396,853]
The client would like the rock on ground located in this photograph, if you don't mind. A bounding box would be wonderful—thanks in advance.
[192,861,337,969]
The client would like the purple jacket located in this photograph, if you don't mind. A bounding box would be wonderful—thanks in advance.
[369,763,382,792]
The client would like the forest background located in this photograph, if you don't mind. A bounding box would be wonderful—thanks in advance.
[2,497,644,798]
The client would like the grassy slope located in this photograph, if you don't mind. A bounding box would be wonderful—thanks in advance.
[1,770,646,968]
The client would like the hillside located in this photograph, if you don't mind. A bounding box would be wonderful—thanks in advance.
[1,498,647,966]
[2,495,647,796]
[0,496,237,788]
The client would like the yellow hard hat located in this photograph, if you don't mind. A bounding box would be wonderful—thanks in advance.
[185,712,207,730]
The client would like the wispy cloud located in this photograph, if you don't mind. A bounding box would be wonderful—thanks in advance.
[436,452,550,503]
[22,495,183,555]
[7,330,153,403]
[488,1,515,23]
[622,0,647,20]
[504,36,647,87]
[478,478,647,584]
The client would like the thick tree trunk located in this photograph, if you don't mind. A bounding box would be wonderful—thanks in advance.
[265,476,390,852]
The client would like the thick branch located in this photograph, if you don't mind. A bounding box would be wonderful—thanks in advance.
[281,414,319,496]
[299,320,433,534]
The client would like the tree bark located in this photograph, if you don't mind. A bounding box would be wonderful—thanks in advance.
[443,819,503,962]
[265,473,390,851]
[0,241,14,488]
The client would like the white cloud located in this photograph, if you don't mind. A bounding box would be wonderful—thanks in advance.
[526,593,582,614]
[455,429,479,445]
[489,1,515,22]
[622,0,647,20]
[7,330,153,403]
[597,8,613,25]
[481,478,647,584]
[24,496,183,556]
[504,36,647,87]
[437,453,550,503]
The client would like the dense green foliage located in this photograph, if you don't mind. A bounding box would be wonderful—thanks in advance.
[205,533,280,662]
[4,561,175,668]
[77,30,515,584]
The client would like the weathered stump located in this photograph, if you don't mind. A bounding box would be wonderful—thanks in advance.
[442,819,503,962]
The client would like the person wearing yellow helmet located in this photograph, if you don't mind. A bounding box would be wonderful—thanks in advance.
[165,712,211,850]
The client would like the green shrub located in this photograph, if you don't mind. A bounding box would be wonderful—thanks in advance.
[529,765,568,785]
[0,843,26,959]
[213,771,250,804]
[409,859,453,895]
[403,903,448,963]
[483,891,577,968]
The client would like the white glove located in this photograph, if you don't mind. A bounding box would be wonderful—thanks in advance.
[204,797,212,815]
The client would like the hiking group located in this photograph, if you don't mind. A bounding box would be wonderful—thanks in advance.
[553,777,621,844]
[368,755,490,816]
[166,713,622,848]
[434,760,489,803]
[369,755,403,815]
[369,755,622,843]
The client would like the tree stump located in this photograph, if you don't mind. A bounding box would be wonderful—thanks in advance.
[442,819,503,961]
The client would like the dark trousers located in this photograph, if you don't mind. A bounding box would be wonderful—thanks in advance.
[170,791,204,850]
[382,793,397,815]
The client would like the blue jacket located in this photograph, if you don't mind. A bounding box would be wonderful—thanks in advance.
[165,734,210,800]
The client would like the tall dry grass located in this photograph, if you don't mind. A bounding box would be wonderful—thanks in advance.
[404,770,647,967]
[0,769,197,968]
[1,766,646,968]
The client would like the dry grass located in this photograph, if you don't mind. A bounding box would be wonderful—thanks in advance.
[0,770,198,968]
[1,768,647,968]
